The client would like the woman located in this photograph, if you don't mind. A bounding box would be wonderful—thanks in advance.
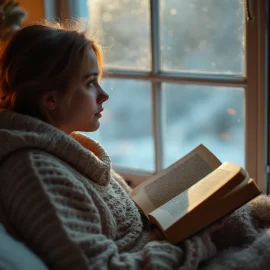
[0,22,217,269]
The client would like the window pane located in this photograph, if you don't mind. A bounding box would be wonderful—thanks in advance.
[84,79,154,171]
[162,83,245,168]
[160,0,245,74]
[87,0,150,71]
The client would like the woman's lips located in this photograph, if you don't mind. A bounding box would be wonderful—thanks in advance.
[95,112,102,118]
[95,108,103,118]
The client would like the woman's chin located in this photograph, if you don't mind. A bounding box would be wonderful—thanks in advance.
[87,121,100,132]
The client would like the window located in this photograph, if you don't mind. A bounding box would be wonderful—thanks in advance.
[47,0,268,189]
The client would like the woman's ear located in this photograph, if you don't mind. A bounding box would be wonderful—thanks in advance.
[40,91,59,111]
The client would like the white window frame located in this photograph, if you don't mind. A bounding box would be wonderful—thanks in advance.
[45,0,269,191]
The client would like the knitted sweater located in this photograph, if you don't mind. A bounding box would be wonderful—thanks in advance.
[0,109,216,270]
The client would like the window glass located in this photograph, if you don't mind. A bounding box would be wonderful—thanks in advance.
[87,0,151,71]
[84,79,155,171]
[162,83,245,168]
[160,0,245,74]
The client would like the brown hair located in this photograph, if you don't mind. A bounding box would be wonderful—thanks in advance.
[0,21,103,121]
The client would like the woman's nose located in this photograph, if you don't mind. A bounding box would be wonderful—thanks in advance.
[98,89,109,104]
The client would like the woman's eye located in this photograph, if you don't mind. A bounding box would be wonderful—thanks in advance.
[87,79,98,87]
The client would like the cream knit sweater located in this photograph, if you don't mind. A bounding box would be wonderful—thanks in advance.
[0,109,216,270]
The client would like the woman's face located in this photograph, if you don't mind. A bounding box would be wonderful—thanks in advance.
[45,48,109,134]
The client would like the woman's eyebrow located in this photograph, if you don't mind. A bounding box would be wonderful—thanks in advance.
[83,72,99,78]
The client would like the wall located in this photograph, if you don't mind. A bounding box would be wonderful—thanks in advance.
[18,0,45,24]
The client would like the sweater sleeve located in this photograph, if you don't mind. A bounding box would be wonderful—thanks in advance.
[0,150,216,270]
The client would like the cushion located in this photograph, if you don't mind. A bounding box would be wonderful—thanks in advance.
[0,224,47,270]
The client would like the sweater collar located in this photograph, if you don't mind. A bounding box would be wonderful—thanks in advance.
[0,109,112,186]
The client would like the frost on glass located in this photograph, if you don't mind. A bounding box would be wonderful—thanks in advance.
[162,84,245,168]
[87,0,151,71]
[84,79,154,171]
[160,0,245,74]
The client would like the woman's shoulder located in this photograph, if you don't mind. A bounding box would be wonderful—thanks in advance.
[1,148,65,166]
[0,148,75,182]
[0,148,88,206]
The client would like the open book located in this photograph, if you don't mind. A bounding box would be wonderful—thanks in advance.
[130,144,261,244]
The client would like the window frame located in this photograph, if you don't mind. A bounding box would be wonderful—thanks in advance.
[46,0,269,190]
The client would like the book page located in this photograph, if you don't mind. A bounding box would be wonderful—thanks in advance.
[131,144,222,215]
[149,162,247,230]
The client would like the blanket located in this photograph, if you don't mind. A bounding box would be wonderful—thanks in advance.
[198,194,270,270]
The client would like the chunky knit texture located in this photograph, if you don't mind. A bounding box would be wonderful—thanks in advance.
[0,109,216,270]
[201,195,270,270]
